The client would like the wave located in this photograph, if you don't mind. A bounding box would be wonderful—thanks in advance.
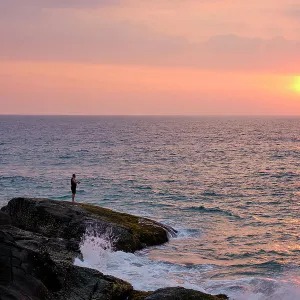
[74,231,300,300]
[204,277,300,300]
[58,155,75,159]
[185,205,241,219]
[227,260,289,275]
[53,195,71,200]
[0,175,34,182]
[201,191,219,196]
[135,185,152,190]
[175,227,202,238]
[76,189,87,194]
[74,231,208,292]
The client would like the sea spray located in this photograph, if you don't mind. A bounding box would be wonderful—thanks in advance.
[74,230,300,300]
[74,229,207,292]
[74,227,116,270]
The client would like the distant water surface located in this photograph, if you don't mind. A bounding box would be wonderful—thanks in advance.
[0,116,299,299]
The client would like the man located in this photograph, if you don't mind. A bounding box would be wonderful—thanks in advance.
[71,174,80,203]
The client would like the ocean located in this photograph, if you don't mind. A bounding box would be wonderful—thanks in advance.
[0,115,299,299]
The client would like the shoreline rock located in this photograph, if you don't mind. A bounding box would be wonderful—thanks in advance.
[0,198,228,300]
[0,228,133,300]
[128,288,228,300]
[2,197,176,253]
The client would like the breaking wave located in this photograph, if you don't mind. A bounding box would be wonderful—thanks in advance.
[74,231,300,299]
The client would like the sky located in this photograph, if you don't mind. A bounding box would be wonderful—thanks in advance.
[1,0,300,115]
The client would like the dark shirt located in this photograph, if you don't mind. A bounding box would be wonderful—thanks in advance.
[71,178,77,190]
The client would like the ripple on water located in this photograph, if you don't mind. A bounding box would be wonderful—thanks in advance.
[1,116,300,299]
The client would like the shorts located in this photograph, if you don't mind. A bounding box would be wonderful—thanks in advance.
[71,188,76,194]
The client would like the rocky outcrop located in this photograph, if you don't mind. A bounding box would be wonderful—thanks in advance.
[0,198,228,300]
[2,197,176,253]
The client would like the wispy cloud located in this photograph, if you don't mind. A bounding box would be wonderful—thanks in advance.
[1,16,299,73]
[287,9,300,19]
[1,0,300,73]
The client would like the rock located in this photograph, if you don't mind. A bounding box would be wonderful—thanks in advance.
[1,198,86,243]
[1,225,78,263]
[0,211,11,225]
[53,266,132,300]
[128,290,152,300]
[0,229,53,300]
[129,287,228,300]
[80,202,174,251]
[0,228,133,300]
[2,198,175,253]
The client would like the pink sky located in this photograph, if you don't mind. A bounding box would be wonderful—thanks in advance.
[1,0,300,115]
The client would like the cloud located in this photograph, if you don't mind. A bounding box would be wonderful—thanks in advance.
[42,0,119,8]
[1,1,300,73]
[195,35,300,72]
[0,0,117,13]
[288,9,300,19]
[1,18,300,73]
[285,3,300,20]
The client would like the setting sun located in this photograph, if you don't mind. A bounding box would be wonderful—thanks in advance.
[291,76,300,93]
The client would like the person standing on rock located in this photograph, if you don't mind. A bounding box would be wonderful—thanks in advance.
[71,174,80,203]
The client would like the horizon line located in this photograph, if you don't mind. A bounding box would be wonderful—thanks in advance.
[0,114,300,117]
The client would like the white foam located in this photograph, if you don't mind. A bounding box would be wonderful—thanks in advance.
[74,231,300,299]
[74,231,207,292]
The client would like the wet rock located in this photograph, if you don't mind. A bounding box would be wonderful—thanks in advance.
[128,290,152,300]
[0,211,11,225]
[80,202,174,252]
[0,228,133,300]
[0,229,53,300]
[53,266,132,300]
[129,287,228,300]
[2,198,175,252]
[1,225,78,263]
[1,198,86,242]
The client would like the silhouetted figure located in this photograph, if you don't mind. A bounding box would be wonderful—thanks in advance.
[71,174,80,203]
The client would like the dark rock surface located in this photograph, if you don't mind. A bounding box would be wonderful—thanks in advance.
[0,211,11,226]
[0,227,133,300]
[1,225,77,263]
[0,198,228,300]
[128,288,228,300]
[2,197,176,253]
[146,287,228,300]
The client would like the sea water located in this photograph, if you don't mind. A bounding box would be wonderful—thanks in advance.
[0,115,299,299]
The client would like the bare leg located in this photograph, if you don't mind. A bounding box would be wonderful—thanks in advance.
[72,193,75,204]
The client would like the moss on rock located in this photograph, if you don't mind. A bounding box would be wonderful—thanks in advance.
[2,198,172,253]
[79,203,169,251]
[127,287,229,300]
[128,290,152,300]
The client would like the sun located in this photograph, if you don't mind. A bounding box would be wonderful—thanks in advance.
[291,76,300,93]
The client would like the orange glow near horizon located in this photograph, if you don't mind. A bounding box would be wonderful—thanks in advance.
[1,1,300,115]
[0,60,295,95]
[1,60,300,115]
